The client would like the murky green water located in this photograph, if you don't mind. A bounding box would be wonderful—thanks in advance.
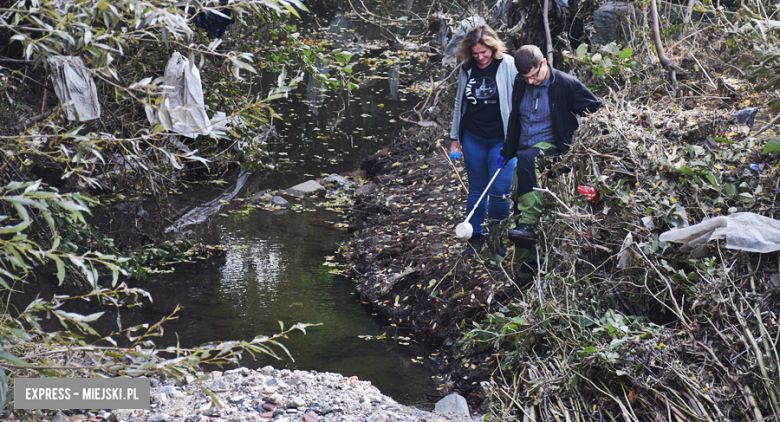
[119,9,438,407]
[134,204,438,408]
[15,4,443,409]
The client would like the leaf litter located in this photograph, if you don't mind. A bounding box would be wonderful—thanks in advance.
[340,53,780,419]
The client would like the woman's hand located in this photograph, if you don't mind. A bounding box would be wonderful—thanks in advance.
[449,139,462,160]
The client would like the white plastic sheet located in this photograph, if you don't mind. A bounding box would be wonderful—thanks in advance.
[155,52,239,138]
[48,56,101,121]
[659,212,780,253]
[157,52,212,138]
[443,16,486,56]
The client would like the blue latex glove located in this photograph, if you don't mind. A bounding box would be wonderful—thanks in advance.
[449,151,461,161]
[496,155,506,168]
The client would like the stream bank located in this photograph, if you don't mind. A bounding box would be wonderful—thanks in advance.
[342,126,510,410]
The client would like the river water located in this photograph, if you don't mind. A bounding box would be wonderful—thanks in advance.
[124,6,439,408]
[7,2,444,408]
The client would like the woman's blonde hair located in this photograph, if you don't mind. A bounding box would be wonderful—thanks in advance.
[456,24,506,65]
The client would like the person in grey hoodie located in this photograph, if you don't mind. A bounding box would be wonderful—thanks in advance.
[449,24,518,255]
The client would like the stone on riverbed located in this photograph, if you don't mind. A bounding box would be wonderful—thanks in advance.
[285,180,326,197]
[434,392,470,416]
[20,367,477,422]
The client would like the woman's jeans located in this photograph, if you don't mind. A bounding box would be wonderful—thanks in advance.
[462,130,517,236]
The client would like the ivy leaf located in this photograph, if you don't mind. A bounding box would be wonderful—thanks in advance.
[576,43,588,58]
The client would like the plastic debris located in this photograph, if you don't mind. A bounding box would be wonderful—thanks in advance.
[577,185,599,203]
[616,232,633,268]
[48,56,101,121]
[641,216,655,230]
[672,202,689,228]
[659,212,780,254]
[443,16,486,57]
[185,0,235,39]
[730,107,758,127]
[153,52,237,138]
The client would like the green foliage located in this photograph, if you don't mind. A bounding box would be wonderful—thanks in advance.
[0,0,360,191]
[747,46,780,111]
[0,180,128,289]
[566,42,638,91]
[0,180,313,413]
[762,137,780,158]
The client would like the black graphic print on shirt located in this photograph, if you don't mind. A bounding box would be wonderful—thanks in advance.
[465,76,498,105]
[463,58,503,139]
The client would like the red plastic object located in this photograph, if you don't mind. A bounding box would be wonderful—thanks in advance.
[577,186,599,203]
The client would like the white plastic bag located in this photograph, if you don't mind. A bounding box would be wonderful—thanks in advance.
[659,212,780,253]
[48,56,101,121]
[157,52,212,138]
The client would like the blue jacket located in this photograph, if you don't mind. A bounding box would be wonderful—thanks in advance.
[499,68,602,158]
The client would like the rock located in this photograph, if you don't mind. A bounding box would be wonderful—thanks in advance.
[92,368,478,422]
[266,393,284,404]
[435,392,470,416]
[289,397,306,408]
[68,415,86,422]
[151,393,168,403]
[285,180,325,197]
[269,196,292,209]
[108,410,132,421]
[202,403,220,416]
[324,174,350,188]
[229,394,247,403]
[260,365,275,374]
[225,367,251,377]
[208,380,231,392]
[590,2,637,46]
[52,412,69,422]
[366,413,388,422]
[354,183,377,201]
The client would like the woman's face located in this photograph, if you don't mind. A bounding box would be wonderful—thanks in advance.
[471,43,493,69]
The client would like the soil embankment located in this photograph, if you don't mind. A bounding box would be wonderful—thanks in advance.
[343,127,509,403]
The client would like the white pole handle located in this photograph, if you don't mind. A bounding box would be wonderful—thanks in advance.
[463,167,504,223]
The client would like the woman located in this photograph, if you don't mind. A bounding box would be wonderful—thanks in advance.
[449,24,517,254]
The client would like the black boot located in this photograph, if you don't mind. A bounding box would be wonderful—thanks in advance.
[503,257,537,298]
[464,233,484,256]
[508,223,538,245]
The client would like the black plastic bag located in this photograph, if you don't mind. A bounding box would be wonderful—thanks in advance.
[185,0,235,39]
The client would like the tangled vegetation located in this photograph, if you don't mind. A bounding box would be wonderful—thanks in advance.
[1,0,779,419]
[343,0,780,420]
[0,0,345,414]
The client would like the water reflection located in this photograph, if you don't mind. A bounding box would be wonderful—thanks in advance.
[149,208,437,408]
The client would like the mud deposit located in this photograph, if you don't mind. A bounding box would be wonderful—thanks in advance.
[343,127,516,403]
